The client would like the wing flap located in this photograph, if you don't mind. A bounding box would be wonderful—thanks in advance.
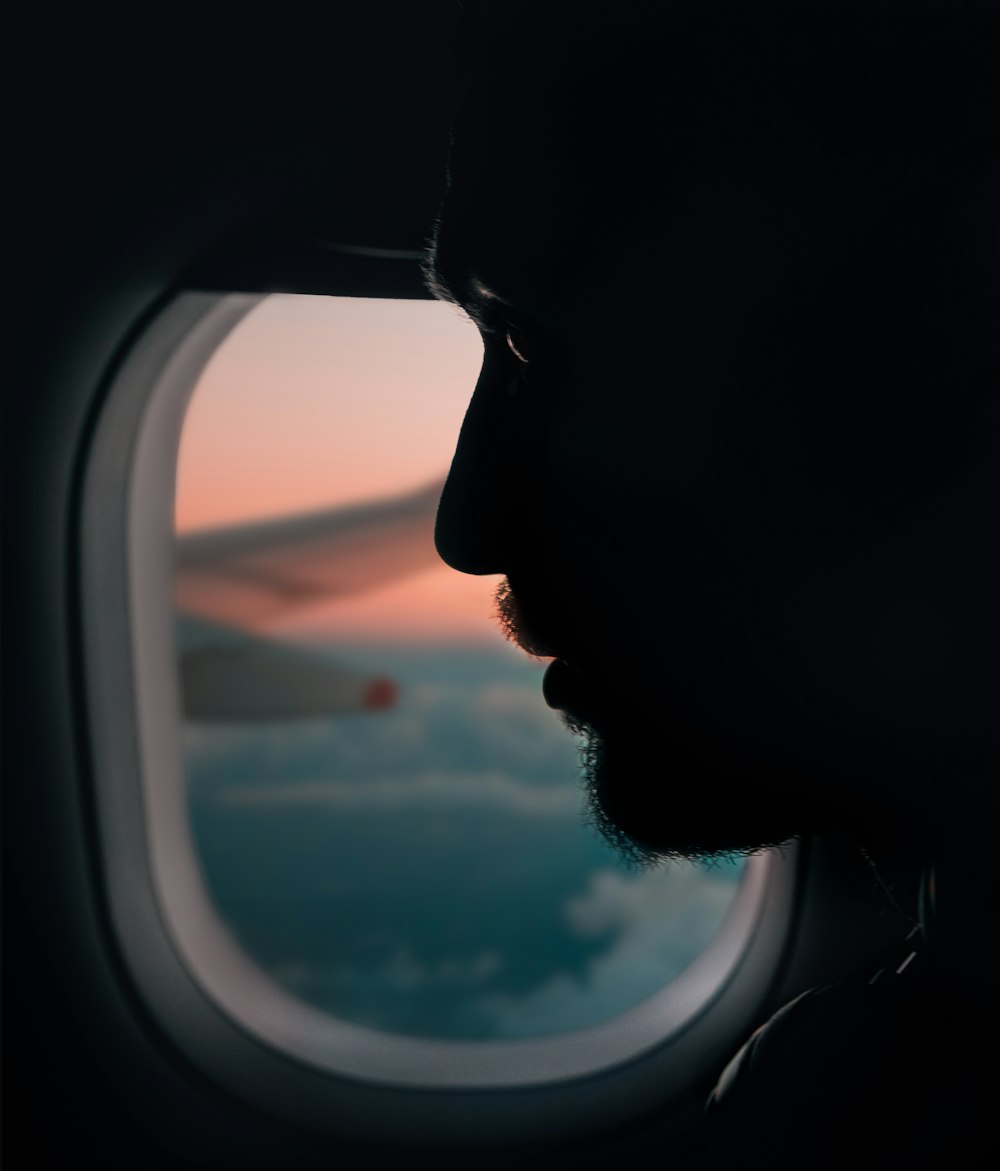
[178,618,396,721]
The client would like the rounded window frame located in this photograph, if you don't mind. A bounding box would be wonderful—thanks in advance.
[80,285,800,1148]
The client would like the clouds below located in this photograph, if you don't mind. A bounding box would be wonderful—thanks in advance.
[187,644,747,1040]
[473,864,742,1037]
[215,770,582,819]
[566,863,738,938]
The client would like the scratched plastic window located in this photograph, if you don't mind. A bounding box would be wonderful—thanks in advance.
[174,294,744,1040]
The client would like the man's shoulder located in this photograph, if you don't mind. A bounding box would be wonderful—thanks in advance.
[704,956,993,1167]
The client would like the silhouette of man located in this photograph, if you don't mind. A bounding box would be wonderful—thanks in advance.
[428,3,998,1165]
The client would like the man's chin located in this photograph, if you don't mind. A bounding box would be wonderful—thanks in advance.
[566,714,808,867]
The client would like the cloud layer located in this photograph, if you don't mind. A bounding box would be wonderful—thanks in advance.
[185,644,746,1040]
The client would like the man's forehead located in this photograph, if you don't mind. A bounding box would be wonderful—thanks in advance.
[430,168,793,337]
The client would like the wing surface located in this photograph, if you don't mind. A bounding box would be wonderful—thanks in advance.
[174,479,444,720]
[175,478,444,627]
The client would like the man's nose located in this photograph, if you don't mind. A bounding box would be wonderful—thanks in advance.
[435,352,531,575]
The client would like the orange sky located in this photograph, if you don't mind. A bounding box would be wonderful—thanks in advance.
[175,295,508,643]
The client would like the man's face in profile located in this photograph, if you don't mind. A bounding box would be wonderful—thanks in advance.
[430,10,1000,863]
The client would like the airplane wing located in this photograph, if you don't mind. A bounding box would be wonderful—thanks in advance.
[174,479,443,721]
[175,478,444,627]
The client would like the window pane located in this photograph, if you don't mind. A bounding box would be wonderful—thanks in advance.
[174,294,744,1041]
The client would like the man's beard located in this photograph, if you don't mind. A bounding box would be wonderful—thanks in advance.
[564,707,805,869]
[495,577,811,867]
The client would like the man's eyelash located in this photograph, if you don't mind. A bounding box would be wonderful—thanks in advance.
[505,326,530,364]
[467,302,537,366]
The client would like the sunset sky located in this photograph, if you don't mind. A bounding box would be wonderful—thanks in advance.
[175,294,507,644]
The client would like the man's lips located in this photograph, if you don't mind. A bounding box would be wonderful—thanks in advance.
[542,658,592,720]
[497,578,606,721]
[543,652,658,733]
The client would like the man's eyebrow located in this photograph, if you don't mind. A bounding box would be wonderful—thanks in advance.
[421,243,461,306]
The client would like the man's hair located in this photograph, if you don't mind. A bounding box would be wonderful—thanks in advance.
[453,1,997,266]
[434,1,1000,553]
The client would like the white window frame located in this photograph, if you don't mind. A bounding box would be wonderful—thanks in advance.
[80,289,799,1148]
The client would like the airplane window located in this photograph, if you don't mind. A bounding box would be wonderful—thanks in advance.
[172,293,746,1042]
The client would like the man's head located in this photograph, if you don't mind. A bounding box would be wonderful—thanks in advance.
[428,2,1000,863]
